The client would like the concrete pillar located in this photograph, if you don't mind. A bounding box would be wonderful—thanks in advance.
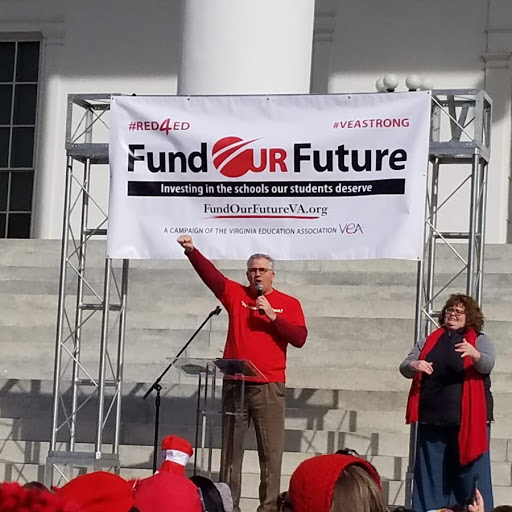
[483,0,512,242]
[482,53,512,243]
[310,0,337,94]
[177,0,315,95]
[32,24,66,238]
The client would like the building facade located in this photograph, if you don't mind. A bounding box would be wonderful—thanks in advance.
[1,0,511,242]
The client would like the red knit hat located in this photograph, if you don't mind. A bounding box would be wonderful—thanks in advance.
[288,453,382,512]
[133,472,203,512]
[159,435,194,475]
[53,471,135,512]
[0,481,77,512]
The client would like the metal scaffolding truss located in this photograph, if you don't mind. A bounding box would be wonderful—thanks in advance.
[45,94,127,486]
[45,91,492,498]
[417,89,491,323]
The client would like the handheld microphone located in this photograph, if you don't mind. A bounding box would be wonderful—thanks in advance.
[213,306,222,316]
[256,284,264,315]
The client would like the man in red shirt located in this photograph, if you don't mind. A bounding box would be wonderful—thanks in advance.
[177,235,307,512]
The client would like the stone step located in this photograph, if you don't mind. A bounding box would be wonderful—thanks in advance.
[5,248,512,276]
[2,318,512,357]
[2,339,512,386]
[2,399,418,433]
[2,240,512,271]
[1,417,510,463]
[0,378,414,411]
[2,380,512,432]
[3,320,512,365]
[5,263,512,297]
[4,341,512,385]
[285,368,512,393]
[1,440,511,487]
[2,292,512,332]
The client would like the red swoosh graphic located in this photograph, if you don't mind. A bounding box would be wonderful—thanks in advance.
[206,215,319,219]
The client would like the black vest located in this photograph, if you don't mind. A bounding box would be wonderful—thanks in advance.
[419,329,493,425]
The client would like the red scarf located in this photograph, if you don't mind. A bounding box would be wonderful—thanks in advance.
[405,327,488,466]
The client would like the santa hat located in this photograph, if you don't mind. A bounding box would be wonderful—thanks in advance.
[133,472,202,512]
[288,453,382,512]
[53,471,135,512]
[0,481,77,512]
[158,435,194,475]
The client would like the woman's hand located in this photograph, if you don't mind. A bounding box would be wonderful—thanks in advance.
[455,338,481,362]
[468,489,484,512]
[409,360,433,374]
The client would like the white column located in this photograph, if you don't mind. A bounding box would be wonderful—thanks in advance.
[483,2,512,242]
[482,53,512,243]
[178,0,315,95]
[32,26,66,238]
[310,0,337,94]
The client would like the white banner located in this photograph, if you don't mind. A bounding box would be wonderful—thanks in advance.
[107,92,430,260]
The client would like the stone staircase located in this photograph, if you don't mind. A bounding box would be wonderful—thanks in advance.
[0,240,511,510]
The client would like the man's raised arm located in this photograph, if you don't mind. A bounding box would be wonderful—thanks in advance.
[177,235,226,299]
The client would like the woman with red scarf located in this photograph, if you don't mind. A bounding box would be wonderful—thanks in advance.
[400,294,495,512]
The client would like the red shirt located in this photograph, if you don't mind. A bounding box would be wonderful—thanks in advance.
[187,250,307,382]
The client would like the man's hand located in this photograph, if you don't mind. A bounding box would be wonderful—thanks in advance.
[256,295,277,321]
[455,338,481,362]
[409,360,434,375]
[177,235,195,253]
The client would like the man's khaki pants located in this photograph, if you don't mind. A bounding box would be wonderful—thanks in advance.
[220,380,286,512]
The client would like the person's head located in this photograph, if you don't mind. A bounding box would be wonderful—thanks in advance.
[438,294,484,332]
[427,505,466,512]
[189,475,233,512]
[246,253,275,294]
[491,507,512,512]
[133,472,203,512]
[283,452,385,512]
[23,481,50,492]
[159,434,193,475]
[0,481,75,512]
[53,471,136,512]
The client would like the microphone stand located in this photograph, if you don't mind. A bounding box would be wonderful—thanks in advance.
[143,305,222,474]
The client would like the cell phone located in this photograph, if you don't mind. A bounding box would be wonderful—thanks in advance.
[466,474,479,507]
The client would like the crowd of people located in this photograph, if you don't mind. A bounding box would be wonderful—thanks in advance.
[0,445,509,512]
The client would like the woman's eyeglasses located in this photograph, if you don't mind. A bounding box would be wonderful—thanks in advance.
[445,307,466,316]
[277,491,294,511]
